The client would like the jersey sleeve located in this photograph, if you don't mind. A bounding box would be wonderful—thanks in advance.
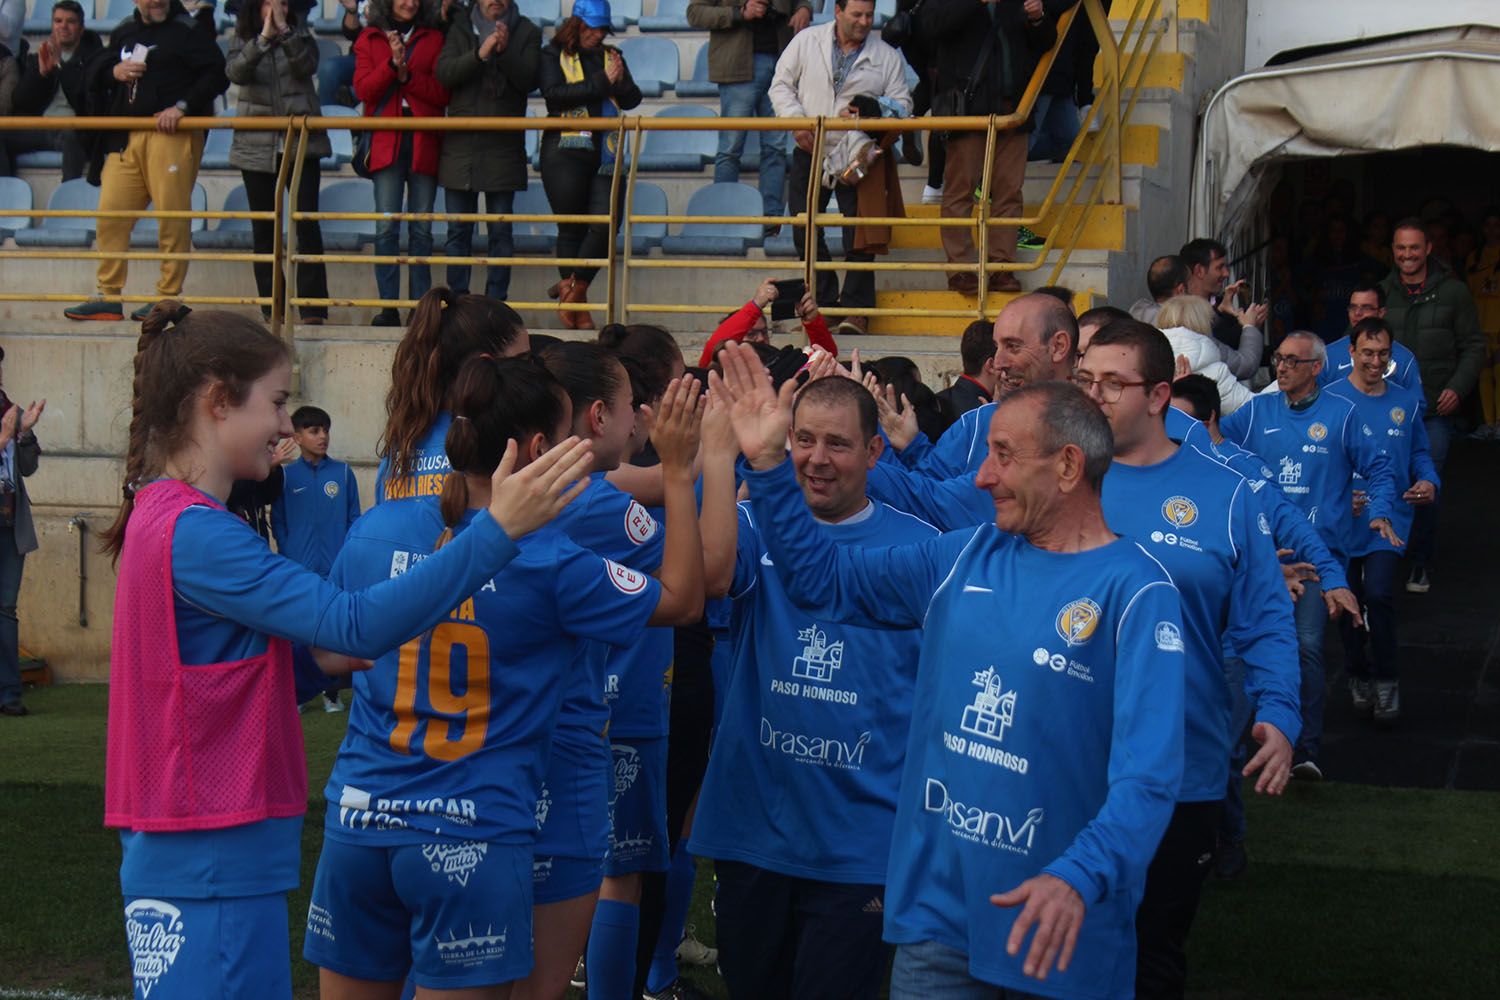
[894,431,933,470]
[1225,485,1302,746]
[1219,397,1253,447]
[729,502,762,600]
[567,483,667,573]
[1258,482,1348,592]
[742,460,973,630]
[1042,576,1184,905]
[1344,413,1397,525]
[1408,409,1440,489]
[864,460,993,532]
[174,504,520,659]
[270,492,289,554]
[553,542,663,648]
[914,407,984,478]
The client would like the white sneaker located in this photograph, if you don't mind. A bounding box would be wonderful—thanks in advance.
[1291,760,1323,781]
[1349,677,1375,715]
[570,957,586,990]
[675,924,718,966]
[1374,681,1401,722]
[921,185,944,205]
[323,695,343,713]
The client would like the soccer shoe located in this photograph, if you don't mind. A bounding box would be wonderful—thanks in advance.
[1291,760,1323,782]
[921,185,944,205]
[1406,565,1430,593]
[130,303,154,322]
[1349,677,1375,715]
[1017,226,1046,250]
[64,299,124,321]
[570,957,586,991]
[675,925,717,967]
[323,695,344,713]
[1374,681,1401,722]
[372,308,402,327]
[1213,839,1247,880]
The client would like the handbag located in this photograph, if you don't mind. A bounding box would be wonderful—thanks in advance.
[929,16,999,121]
[881,0,923,50]
[353,80,401,179]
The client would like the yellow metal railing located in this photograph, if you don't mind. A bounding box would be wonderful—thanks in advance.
[0,0,1171,336]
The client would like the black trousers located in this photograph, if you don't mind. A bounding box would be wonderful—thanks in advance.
[241,158,329,319]
[0,128,88,181]
[1135,799,1221,1000]
[787,148,875,312]
[540,143,620,285]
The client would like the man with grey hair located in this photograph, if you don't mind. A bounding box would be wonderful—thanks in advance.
[715,341,1186,998]
[1220,330,1402,781]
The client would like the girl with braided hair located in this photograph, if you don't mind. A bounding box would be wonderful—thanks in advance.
[99,302,592,1000]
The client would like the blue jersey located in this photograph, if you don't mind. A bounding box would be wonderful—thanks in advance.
[1101,444,1300,800]
[323,502,660,846]
[691,500,936,884]
[374,414,453,504]
[1321,336,1421,392]
[271,456,361,577]
[742,461,1184,999]
[1325,378,1439,557]
[1220,390,1397,565]
[552,474,673,741]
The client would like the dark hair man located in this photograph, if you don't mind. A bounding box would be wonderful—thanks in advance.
[936,319,999,421]
[1179,237,1267,354]
[4,2,102,180]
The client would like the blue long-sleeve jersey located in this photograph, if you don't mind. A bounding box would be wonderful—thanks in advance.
[1220,390,1399,566]
[271,456,361,576]
[742,460,1183,999]
[1320,336,1421,392]
[1325,378,1439,557]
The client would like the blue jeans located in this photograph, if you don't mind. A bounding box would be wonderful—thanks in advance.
[890,940,1046,1000]
[1338,550,1401,681]
[715,51,787,218]
[1027,94,1081,162]
[317,52,356,106]
[1220,656,1252,844]
[372,138,436,304]
[1292,578,1327,762]
[0,527,23,706]
[1409,413,1452,567]
[442,188,514,301]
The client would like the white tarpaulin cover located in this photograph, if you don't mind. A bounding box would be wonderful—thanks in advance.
[1190,25,1500,238]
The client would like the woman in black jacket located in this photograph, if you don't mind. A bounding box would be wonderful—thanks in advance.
[538,0,641,330]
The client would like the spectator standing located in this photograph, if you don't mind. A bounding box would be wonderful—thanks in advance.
[64,0,227,322]
[935,318,997,422]
[436,0,540,302]
[538,0,642,331]
[1464,208,1500,438]
[923,0,1062,296]
[769,0,911,334]
[1127,253,1187,325]
[687,0,812,233]
[0,350,43,719]
[1179,237,1268,353]
[227,0,332,324]
[355,0,451,327]
[697,275,836,366]
[1380,217,1485,594]
[3,2,102,181]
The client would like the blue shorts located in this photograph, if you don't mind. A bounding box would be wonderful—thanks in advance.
[533,853,607,904]
[304,837,534,988]
[124,893,290,1000]
[534,740,611,862]
[604,736,671,876]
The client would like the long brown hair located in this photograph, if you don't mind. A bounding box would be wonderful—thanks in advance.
[552,15,586,54]
[99,302,290,563]
[379,286,528,483]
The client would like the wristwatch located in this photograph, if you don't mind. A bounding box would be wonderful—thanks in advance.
[174,100,189,113]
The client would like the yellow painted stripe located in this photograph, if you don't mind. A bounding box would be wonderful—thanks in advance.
[1107,0,1210,23]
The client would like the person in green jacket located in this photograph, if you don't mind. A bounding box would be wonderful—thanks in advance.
[1379,216,1485,595]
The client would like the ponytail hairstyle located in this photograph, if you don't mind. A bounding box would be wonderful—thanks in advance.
[435,355,570,549]
[99,301,291,563]
[598,323,683,406]
[379,286,529,484]
[537,341,628,427]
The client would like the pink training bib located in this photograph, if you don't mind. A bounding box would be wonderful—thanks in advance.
[105,479,307,832]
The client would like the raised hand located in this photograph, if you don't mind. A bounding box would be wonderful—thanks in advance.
[876,383,918,450]
[650,376,706,472]
[710,342,795,470]
[19,399,45,433]
[488,437,593,538]
[701,388,739,462]
[801,348,843,384]
[0,406,17,446]
[273,436,299,464]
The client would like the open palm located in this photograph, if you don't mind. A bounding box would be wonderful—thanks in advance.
[709,343,794,469]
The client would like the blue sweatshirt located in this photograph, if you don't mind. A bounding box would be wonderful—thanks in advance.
[742,461,1184,999]
[1320,336,1421,392]
[1220,390,1399,566]
[1325,378,1439,557]
[271,456,361,576]
[690,499,936,884]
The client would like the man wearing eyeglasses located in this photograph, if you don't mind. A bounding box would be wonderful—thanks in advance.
[1220,331,1401,782]
[1319,283,1421,391]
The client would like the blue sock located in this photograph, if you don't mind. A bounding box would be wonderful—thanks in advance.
[646,849,699,991]
[586,898,641,1000]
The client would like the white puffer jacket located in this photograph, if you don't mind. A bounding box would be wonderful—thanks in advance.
[1161,325,1254,415]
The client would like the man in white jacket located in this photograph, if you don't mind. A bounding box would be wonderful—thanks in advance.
[770,0,910,335]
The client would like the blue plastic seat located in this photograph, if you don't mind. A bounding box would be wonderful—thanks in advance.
[129,185,209,247]
[320,104,357,169]
[677,45,718,99]
[201,110,237,171]
[617,181,668,253]
[516,0,561,27]
[637,104,717,172]
[526,107,541,168]
[639,0,691,32]
[618,37,680,98]
[317,36,344,66]
[0,177,33,239]
[24,0,54,35]
[193,186,256,250]
[610,0,642,30]
[512,181,557,255]
[13,150,63,170]
[315,178,377,251]
[763,221,843,258]
[103,0,139,30]
[13,178,98,248]
[661,182,765,256]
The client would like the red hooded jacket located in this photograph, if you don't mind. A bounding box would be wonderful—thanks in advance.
[353,25,450,176]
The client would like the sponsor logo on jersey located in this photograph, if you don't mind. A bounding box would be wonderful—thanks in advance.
[605,559,648,595]
[792,625,843,682]
[335,786,479,832]
[1162,495,1198,528]
[324,480,339,498]
[1154,621,1185,653]
[1055,598,1102,647]
[307,902,336,944]
[125,899,186,998]
[1257,512,1271,535]
[960,667,1016,743]
[625,500,659,544]
[1308,422,1329,442]
[435,924,508,968]
[390,550,411,577]
[611,743,642,803]
[759,717,870,770]
[534,783,552,830]
[1278,456,1304,490]
[1390,406,1406,426]
[422,840,489,887]
[923,778,1044,855]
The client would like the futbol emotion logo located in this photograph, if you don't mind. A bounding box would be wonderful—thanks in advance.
[1055,598,1101,647]
[1308,422,1329,442]
[1161,495,1198,528]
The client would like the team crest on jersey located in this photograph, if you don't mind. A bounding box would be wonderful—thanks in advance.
[605,559,648,595]
[125,899,186,998]
[1390,407,1406,426]
[1161,495,1198,528]
[961,667,1017,743]
[1154,621,1185,653]
[1308,422,1329,442]
[1055,598,1102,647]
[625,501,659,544]
[324,480,339,498]
[422,840,489,887]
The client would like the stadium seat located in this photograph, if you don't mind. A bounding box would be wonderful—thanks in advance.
[202,110,237,171]
[639,0,691,32]
[13,178,98,248]
[610,0,641,30]
[875,0,895,28]
[192,186,256,250]
[24,0,54,35]
[102,0,139,30]
[661,182,765,256]
[617,181,668,253]
[516,0,561,27]
[0,177,33,240]
[13,150,63,170]
[312,1,349,35]
[526,107,541,168]
[311,178,376,251]
[618,37,680,98]
[637,104,717,172]
[677,45,718,100]
[511,181,557,255]
[763,221,843,258]
[129,184,209,247]
[320,104,358,169]
[317,36,344,67]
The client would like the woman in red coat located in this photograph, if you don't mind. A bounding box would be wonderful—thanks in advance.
[355,0,451,326]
